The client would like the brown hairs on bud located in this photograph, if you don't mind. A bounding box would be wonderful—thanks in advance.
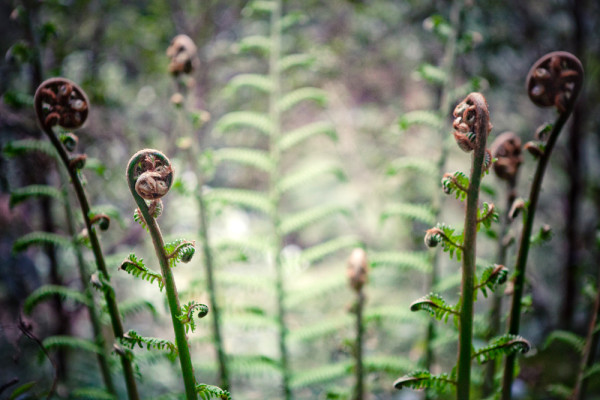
[347,248,368,292]
[490,132,523,184]
[34,78,89,130]
[167,35,199,76]
[452,95,493,152]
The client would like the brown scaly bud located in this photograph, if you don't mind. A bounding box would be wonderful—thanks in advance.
[167,34,199,76]
[452,94,493,152]
[490,132,523,184]
[128,150,174,201]
[524,141,544,159]
[526,51,583,113]
[34,78,89,130]
[508,198,526,221]
[347,248,368,293]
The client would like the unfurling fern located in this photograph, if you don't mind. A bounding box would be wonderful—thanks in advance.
[393,370,455,392]
[195,384,231,400]
[472,335,530,364]
[410,293,458,323]
[177,301,209,333]
[120,330,178,359]
[120,254,164,291]
[24,285,90,314]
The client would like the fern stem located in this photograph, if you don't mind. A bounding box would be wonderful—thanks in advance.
[353,291,365,400]
[127,160,197,400]
[35,94,140,399]
[501,110,572,400]
[457,94,489,400]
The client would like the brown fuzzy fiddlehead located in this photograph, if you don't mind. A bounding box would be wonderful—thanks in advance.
[452,94,493,153]
[167,34,199,76]
[526,51,583,113]
[127,149,174,201]
[347,248,368,293]
[490,132,523,184]
[35,78,89,131]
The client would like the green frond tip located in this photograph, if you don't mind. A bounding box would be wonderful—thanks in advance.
[2,139,58,159]
[476,264,508,298]
[10,185,64,208]
[278,87,328,112]
[290,362,353,389]
[235,35,271,54]
[213,147,273,173]
[195,384,231,400]
[280,53,316,71]
[424,223,463,260]
[24,284,90,314]
[121,330,178,359]
[393,370,455,391]
[119,254,164,291]
[410,293,458,322]
[477,202,499,230]
[398,110,442,131]
[226,73,273,95]
[43,336,101,355]
[381,203,436,225]
[177,301,209,333]
[165,239,196,266]
[13,231,73,254]
[279,121,337,151]
[441,171,469,201]
[543,330,585,354]
[214,111,273,136]
[473,334,531,364]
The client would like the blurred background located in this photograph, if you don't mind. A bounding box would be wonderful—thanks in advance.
[1,0,600,399]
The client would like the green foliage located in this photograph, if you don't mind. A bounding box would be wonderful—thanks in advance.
[442,171,469,201]
[472,335,531,364]
[164,239,196,267]
[546,384,573,399]
[24,284,90,315]
[121,330,178,359]
[213,148,274,173]
[9,185,64,208]
[416,63,447,85]
[43,336,101,355]
[386,157,438,177]
[300,235,360,264]
[368,251,431,272]
[279,121,337,151]
[363,355,415,375]
[278,161,345,193]
[278,87,328,112]
[119,254,164,291]
[393,370,455,391]
[410,293,458,323]
[543,330,585,354]
[380,203,436,225]
[477,202,499,230]
[195,384,231,400]
[398,110,442,131]
[177,301,209,333]
[215,111,274,136]
[118,298,159,320]
[8,382,37,400]
[290,362,353,389]
[425,223,464,260]
[70,387,117,400]
[13,231,73,253]
[280,204,348,235]
[205,188,273,215]
[225,73,273,94]
[288,315,353,342]
[2,139,57,159]
[476,264,508,298]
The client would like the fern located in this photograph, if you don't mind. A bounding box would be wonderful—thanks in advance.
[205,188,273,215]
[546,384,573,399]
[278,161,345,193]
[441,171,470,201]
[475,264,508,298]
[13,231,73,253]
[121,330,178,358]
[9,185,64,208]
[177,301,209,333]
[386,157,438,177]
[472,334,531,364]
[363,355,415,375]
[584,363,600,379]
[424,223,464,260]
[416,63,447,85]
[214,111,274,136]
[300,235,360,264]
[225,73,273,94]
[280,204,348,235]
[285,275,346,308]
[7,382,37,400]
[278,87,327,112]
[279,53,315,72]
[24,284,90,314]
[119,254,164,290]
[164,239,196,267]
[288,315,353,342]
[543,330,585,354]
[223,311,278,331]
[393,370,455,391]
[410,293,458,322]
[369,251,430,273]
[43,336,101,355]
[364,306,423,325]
[118,298,159,320]
[195,384,231,400]
[290,362,353,389]
[235,35,271,54]
[477,202,499,230]
[380,203,436,225]
[279,121,337,151]
[398,110,442,131]
[213,148,274,173]
[2,139,57,159]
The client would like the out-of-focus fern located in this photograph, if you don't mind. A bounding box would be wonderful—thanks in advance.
[380,203,436,226]
[543,330,585,354]
[2,139,57,159]
[386,157,438,177]
[9,185,64,208]
[369,251,431,272]
[42,336,101,355]
[24,285,90,314]
[300,236,360,265]
[12,231,73,253]
[288,315,354,343]
[70,387,116,400]
[205,188,273,215]
[398,110,443,131]
[213,148,274,173]
[290,362,353,389]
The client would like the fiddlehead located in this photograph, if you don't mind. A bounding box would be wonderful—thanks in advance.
[167,34,199,77]
[35,78,89,131]
[490,132,523,186]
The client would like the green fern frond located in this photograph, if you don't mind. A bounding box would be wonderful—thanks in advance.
[301,235,360,264]
[164,239,196,267]
[278,161,345,193]
[213,147,274,173]
[543,330,585,354]
[213,237,274,259]
[235,35,271,54]
[477,202,499,230]
[280,53,316,71]
[280,204,348,235]
[24,285,90,315]
[246,0,276,14]
[205,273,274,293]
[288,314,353,342]
[278,87,327,112]
[416,63,447,85]
[7,382,37,400]
[584,363,600,379]
[369,251,430,273]
[290,361,353,389]
[119,254,164,291]
[398,110,442,131]
[279,121,337,151]
[195,384,231,400]
[424,223,464,260]
[381,203,436,225]
[410,293,458,322]
[226,73,273,94]
[473,334,531,364]
[177,301,209,333]
[441,171,469,201]
[118,298,158,320]
[286,275,346,308]
[2,139,57,159]
[476,264,508,298]
[386,157,438,177]
[364,306,422,325]
[364,355,415,374]
[121,330,177,358]
[70,387,116,400]
[546,384,572,399]
[214,111,274,136]
[43,336,101,354]
[227,354,282,377]
[10,185,64,208]
[393,370,455,391]
[13,232,72,253]
[89,205,126,229]
[205,188,274,215]
[280,10,307,31]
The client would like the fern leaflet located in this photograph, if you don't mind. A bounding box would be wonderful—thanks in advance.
[226,73,273,94]
[279,121,337,151]
[213,147,274,173]
[290,361,353,389]
[215,111,273,136]
[195,384,231,400]
[13,232,73,253]
[235,35,271,54]
[472,334,531,364]
[119,254,164,291]
[381,202,436,225]
[205,188,273,215]
[300,235,359,264]
[278,87,327,112]
[387,157,438,177]
[280,53,315,71]
[164,239,196,267]
[476,264,508,298]
[410,293,458,322]
[177,301,209,333]
[543,330,585,354]
[2,139,57,159]
[278,161,345,193]
[398,110,442,131]
[70,387,116,400]
[43,336,101,354]
[393,370,455,391]
[121,330,178,358]
[280,204,348,235]
[369,251,430,273]
[24,285,90,315]
[10,185,64,208]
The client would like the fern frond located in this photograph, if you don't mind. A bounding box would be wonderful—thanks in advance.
[280,10,307,30]
[118,298,158,320]
[546,384,572,399]
[280,204,348,235]
[364,355,415,375]
[213,237,274,259]
[441,171,469,201]
[235,35,271,54]
[214,111,273,136]
[278,87,327,112]
[424,223,464,260]
[121,330,177,358]
[89,204,126,229]
[381,203,436,225]
[584,363,600,379]
[164,239,196,267]
[213,148,273,173]
[13,232,72,253]
[476,264,508,298]
[70,387,116,400]
[10,185,64,208]
[286,275,346,308]
[387,157,438,177]
[226,73,273,94]
[24,285,90,315]
[246,0,276,14]
[398,110,442,131]
[177,301,209,333]
[410,293,458,322]
[300,235,360,264]
[195,384,231,400]
[416,63,447,85]
[280,53,316,71]
[3,139,57,159]
[7,382,37,400]
[119,254,164,291]
[279,121,337,151]
[473,334,531,364]
[290,361,353,389]
[43,336,101,354]
[369,251,430,273]
[477,202,499,230]
[364,306,422,325]
[278,161,345,193]
[288,315,353,342]
[226,354,282,378]
[393,370,455,391]
[543,330,585,354]
[205,188,273,215]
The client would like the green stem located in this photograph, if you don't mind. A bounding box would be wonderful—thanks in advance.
[39,124,140,400]
[456,93,489,400]
[501,110,571,400]
[127,169,197,400]
[353,291,365,400]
